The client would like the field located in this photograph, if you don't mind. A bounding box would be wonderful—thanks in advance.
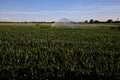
[0,23,120,79]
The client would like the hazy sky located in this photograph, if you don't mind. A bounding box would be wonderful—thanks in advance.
[0,0,120,22]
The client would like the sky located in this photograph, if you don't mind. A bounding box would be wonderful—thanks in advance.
[0,0,120,22]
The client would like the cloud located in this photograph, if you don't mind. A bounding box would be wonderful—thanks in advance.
[0,16,10,21]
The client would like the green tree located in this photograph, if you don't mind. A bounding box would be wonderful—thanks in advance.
[107,19,113,23]
[94,20,100,23]
[85,20,88,23]
[89,19,94,23]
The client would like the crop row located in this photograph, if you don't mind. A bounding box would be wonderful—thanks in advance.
[0,26,120,79]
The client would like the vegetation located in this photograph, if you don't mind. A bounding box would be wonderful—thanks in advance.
[84,19,120,23]
[0,23,120,79]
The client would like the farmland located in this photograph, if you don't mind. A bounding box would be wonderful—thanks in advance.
[0,23,120,79]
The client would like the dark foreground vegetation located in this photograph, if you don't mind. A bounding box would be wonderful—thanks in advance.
[0,23,120,80]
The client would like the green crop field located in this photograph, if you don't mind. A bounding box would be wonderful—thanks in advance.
[0,23,120,79]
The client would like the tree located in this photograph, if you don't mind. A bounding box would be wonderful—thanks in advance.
[89,19,94,23]
[94,20,100,23]
[84,20,88,23]
[107,19,113,23]
[25,21,28,23]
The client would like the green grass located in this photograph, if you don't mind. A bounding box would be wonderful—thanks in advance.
[0,23,120,79]
[0,22,52,28]
[80,23,120,28]
[1,22,120,28]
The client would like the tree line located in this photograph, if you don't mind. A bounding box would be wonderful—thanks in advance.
[84,19,120,23]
